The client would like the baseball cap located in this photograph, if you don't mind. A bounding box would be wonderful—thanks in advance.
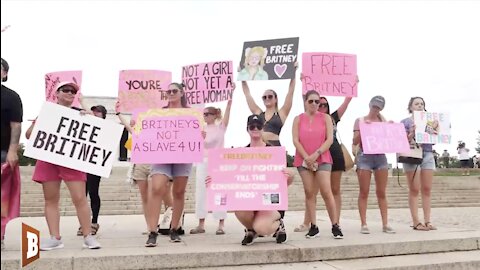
[369,95,385,110]
[247,114,264,127]
[55,81,80,92]
[91,105,107,119]
[1,58,9,82]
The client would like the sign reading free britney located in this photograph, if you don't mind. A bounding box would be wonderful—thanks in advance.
[24,102,124,178]
[131,108,204,164]
[207,147,287,211]
[413,111,451,144]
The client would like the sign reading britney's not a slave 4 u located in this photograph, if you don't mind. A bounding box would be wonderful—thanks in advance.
[131,109,204,164]
[118,70,171,112]
[302,53,357,97]
[24,102,124,178]
[182,61,234,105]
[413,111,451,144]
[207,147,288,211]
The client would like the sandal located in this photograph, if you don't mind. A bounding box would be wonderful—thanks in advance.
[294,224,309,232]
[215,228,225,235]
[91,223,100,235]
[425,222,437,230]
[412,223,429,231]
[189,227,206,234]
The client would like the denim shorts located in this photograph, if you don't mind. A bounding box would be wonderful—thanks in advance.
[151,163,193,179]
[356,149,388,171]
[403,151,436,171]
[297,163,332,172]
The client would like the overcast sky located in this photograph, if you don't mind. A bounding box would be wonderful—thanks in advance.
[2,0,479,164]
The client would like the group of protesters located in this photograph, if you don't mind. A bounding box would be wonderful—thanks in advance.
[1,57,445,252]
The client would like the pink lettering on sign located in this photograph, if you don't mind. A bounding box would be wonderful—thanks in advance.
[131,115,203,164]
[207,146,288,211]
[359,122,410,154]
[181,61,234,105]
[118,70,171,112]
[413,111,451,144]
[45,71,82,107]
[302,52,357,97]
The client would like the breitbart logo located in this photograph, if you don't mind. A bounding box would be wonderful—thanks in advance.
[21,223,40,267]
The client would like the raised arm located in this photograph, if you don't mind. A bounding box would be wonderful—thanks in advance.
[242,81,262,115]
[278,63,298,123]
[336,97,352,119]
[115,100,133,134]
[222,99,233,128]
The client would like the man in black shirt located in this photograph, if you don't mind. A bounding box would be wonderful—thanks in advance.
[1,58,23,167]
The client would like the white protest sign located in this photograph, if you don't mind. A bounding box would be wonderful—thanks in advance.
[24,102,124,178]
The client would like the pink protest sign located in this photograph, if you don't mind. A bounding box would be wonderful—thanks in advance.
[302,52,357,97]
[45,71,82,107]
[130,109,204,164]
[359,122,410,154]
[181,61,234,105]
[207,146,288,211]
[118,70,172,112]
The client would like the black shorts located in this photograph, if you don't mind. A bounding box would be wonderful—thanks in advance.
[460,160,470,168]
[330,141,345,172]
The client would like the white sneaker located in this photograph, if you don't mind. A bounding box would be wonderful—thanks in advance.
[360,225,370,234]
[83,234,101,249]
[383,225,396,234]
[40,236,64,251]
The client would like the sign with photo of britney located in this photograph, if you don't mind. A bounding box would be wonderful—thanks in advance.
[237,37,299,81]
[45,70,82,107]
[182,61,234,105]
[413,111,451,144]
[24,102,124,178]
[359,122,410,154]
[118,70,171,112]
[130,108,204,164]
[207,146,288,211]
[302,52,357,97]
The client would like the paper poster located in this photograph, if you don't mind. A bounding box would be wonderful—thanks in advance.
[45,71,82,107]
[237,37,299,81]
[302,52,357,96]
[413,111,451,144]
[359,122,410,154]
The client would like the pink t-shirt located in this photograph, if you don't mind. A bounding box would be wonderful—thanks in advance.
[204,122,226,156]
[293,112,332,167]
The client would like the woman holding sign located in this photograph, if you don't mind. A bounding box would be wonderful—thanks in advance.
[400,97,436,231]
[240,64,297,146]
[145,82,193,247]
[352,95,395,234]
[25,81,101,250]
[292,90,343,239]
[191,99,233,235]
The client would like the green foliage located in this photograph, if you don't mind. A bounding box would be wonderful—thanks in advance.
[286,153,294,167]
[18,144,36,166]
[476,130,480,154]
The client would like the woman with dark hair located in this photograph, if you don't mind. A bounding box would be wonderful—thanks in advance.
[458,142,471,176]
[241,64,297,146]
[293,90,343,239]
[294,96,352,232]
[400,97,437,231]
[145,82,194,247]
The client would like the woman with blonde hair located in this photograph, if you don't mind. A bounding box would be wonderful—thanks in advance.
[237,46,269,81]
[190,96,233,235]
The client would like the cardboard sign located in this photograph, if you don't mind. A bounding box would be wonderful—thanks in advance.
[45,71,82,107]
[131,108,204,164]
[182,61,234,105]
[302,52,357,96]
[359,122,410,154]
[207,146,287,211]
[118,70,171,112]
[237,37,299,81]
[413,111,451,144]
[24,102,124,178]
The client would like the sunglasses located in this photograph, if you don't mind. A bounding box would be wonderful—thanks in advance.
[203,112,214,117]
[166,89,179,95]
[307,99,320,104]
[262,95,274,100]
[59,88,78,95]
[248,124,263,131]
[319,103,329,108]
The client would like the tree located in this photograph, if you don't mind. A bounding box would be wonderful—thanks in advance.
[286,153,294,167]
[17,143,36,166]
[476,130,480,154]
